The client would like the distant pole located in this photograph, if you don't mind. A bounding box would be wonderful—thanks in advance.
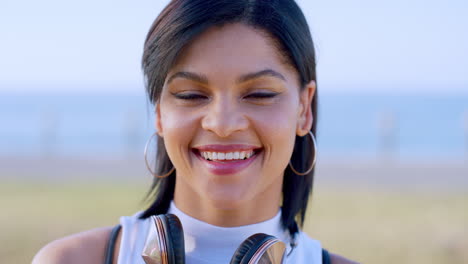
[40,109,58,157]
[463,110,468,161]
[123,108,140,158]
[377,110,398,162]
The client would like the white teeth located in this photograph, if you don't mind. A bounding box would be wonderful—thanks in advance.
[218,153,225,160]
[239,152,246,159]
[200,150,256,161]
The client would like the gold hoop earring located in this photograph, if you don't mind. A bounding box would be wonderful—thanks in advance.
[144,132,175,178]
[288,131,317,176]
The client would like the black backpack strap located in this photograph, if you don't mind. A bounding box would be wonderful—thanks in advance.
[322,248,331,264]
[104,224,122,264]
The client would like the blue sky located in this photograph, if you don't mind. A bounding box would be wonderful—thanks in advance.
[1,0,467,94]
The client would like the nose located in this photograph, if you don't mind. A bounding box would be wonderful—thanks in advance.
[201,97,249,137]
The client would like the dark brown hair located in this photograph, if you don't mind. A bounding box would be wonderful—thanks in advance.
[140,0,318,237]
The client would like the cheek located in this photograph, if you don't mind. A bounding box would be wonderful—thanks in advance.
[250,102,298,173]
[161,107,195,131]
[159,106,198,167]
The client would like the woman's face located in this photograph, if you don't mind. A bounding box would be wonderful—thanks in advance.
[156,23,315,214]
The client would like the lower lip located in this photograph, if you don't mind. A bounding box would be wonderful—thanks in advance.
[193,150,261,175]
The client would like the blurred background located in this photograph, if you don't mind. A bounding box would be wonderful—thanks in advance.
[1,0,467,263]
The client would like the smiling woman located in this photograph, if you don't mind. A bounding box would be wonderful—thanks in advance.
[156,23,310,226]
[32,1,358,264]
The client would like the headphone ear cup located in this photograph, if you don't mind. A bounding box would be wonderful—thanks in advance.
[162,214,185,264]
[230,233,275,264]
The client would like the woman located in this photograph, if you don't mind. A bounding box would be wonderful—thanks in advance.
[33,0,358,263]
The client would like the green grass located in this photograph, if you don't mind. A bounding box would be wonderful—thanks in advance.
[0,181,147,263]
[1,182,467,263]
[305,187,468,263]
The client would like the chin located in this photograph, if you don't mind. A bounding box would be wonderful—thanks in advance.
[204,187,252,210]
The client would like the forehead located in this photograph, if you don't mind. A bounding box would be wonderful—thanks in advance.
[170,23,294,79]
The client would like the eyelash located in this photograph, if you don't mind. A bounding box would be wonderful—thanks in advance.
[173,92,278,100]
[246,92,278,99]
[174,93,206,100]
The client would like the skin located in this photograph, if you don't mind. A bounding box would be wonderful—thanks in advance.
[32,23,359,264]
[156,23,315,227]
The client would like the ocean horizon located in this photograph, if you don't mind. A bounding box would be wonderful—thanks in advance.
[1,91,467,160]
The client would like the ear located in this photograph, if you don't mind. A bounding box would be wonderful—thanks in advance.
[296,80,316,136]
[155,102,164,138]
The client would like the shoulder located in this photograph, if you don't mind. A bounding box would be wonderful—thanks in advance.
[297,232,360,264]
[32,226,118,264]
[329,252,361,264]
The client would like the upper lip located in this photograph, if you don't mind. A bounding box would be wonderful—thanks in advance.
[193,144,262,152]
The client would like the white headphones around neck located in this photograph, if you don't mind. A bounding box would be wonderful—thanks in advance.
[142,214,288,264]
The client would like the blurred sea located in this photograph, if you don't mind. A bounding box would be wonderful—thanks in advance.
[0,92,467,159]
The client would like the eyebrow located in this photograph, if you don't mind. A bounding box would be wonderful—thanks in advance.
[166,69,286,85]
[236,69,286,83]
[166,71,209,85]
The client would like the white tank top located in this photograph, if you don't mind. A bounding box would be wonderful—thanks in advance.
[117,202,323,264]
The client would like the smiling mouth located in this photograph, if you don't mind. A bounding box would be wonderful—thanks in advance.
[192,148,263,162]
